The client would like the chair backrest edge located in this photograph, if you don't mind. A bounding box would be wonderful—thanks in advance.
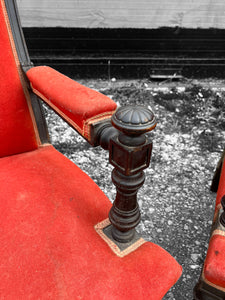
[5,0,50,144]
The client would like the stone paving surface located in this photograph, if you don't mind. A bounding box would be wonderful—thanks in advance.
[44,78,225,299]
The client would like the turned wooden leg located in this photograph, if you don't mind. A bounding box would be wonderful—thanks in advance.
[108,106,156,243]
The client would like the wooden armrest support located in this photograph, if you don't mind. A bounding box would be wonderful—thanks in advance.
[98,105,157,243]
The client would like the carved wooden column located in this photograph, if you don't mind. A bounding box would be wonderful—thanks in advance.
[108,106,156,243]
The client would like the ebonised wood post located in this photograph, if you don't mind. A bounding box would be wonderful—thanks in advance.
[108,106,156,243]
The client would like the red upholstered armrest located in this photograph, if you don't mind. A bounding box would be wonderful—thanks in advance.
[202,162,225,289]
[26,66,117,143]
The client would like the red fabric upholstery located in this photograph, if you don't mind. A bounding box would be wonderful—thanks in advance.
[0,145,182,299]
[26,66,117,142]
[204,234,225,288]
[202,161,225,290]
[0,0,38,157]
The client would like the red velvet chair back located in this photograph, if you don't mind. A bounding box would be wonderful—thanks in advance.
[0,0,39,158]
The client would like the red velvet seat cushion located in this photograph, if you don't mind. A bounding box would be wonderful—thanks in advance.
[202,161,225,290]
[0,145,181,299]
[204,233,225,288]
[0,0,39,157]
[26,66,117,142]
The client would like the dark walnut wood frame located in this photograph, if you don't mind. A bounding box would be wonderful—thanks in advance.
[194,279,225,300]
[7,0,157,245]
[93,106,156,243]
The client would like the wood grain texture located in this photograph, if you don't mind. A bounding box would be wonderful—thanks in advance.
[17,0,225,29]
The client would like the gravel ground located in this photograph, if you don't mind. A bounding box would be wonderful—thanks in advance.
[44,78,225,299]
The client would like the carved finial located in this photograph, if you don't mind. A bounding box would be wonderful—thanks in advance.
[112,106,156,136]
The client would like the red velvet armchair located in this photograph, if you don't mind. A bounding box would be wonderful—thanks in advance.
[194,153,225,299]
[0,0,182,298]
